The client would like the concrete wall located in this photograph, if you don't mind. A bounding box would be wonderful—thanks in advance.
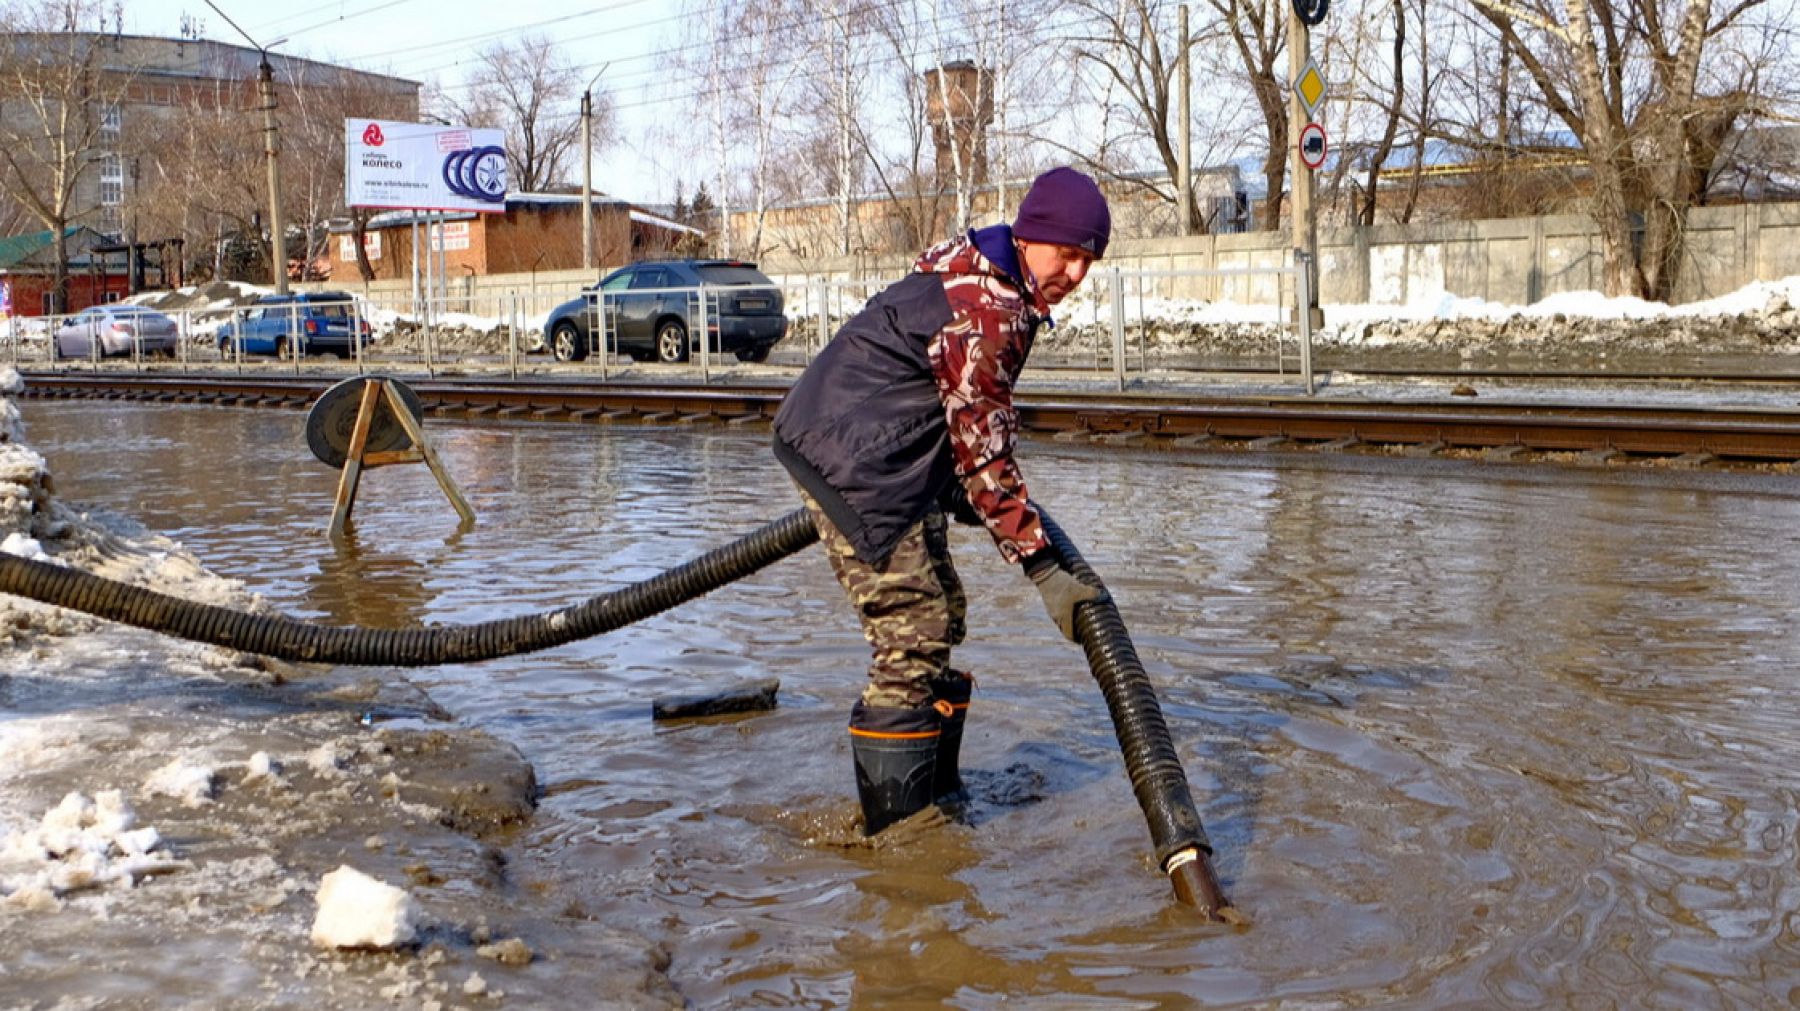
[304,201,1800,316]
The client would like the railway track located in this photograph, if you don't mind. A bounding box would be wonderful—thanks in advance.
[18,370,1800,468]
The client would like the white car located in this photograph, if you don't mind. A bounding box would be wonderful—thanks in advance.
[54,305,180,359]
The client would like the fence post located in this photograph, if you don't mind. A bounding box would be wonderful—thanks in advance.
[424,294,435,378]
[815,276,828,360]
[596,290,609,383]
[1110,266,1126,392]
[1135,265,1147,374]
[352,299,365,375]
[1295,253,1315,396]
[696,284,711,383]
[508,290,519,380]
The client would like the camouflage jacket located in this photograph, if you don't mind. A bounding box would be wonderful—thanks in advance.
[915,227,1052,564]
[772,224,1051,565]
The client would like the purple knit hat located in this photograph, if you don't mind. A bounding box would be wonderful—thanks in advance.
[1013,167,1110,258]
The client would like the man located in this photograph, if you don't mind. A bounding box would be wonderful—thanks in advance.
[772,167,1113,835]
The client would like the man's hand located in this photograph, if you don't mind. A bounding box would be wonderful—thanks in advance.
[1026,553,1109,642]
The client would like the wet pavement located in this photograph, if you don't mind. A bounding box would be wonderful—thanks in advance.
[14,399,1800,1008]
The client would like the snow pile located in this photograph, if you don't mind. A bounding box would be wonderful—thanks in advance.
[374,307,541,356]
[310,865,420,949]
[1027,275,1800,359]
[0,367,267,650]
[0,789,187,908]
[124,280,270,313]
[144,758,218,806]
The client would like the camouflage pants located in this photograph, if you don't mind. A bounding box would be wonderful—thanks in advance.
[799,487,968,708]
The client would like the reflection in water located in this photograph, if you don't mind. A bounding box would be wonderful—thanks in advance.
[305,533,441,627]
[23,401,1800,1007]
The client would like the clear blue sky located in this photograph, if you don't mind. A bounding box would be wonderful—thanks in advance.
[123,0,692,204]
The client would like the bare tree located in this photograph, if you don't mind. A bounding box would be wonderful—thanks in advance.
[790,0,879,255]
[0,2,135,311]
[1064,0,1220,231]
[282,64,417,281]
[1465,0,1791,298]
[1341,0,1408,225]
[1204,0,1289,228]
[450,35,598,193]
[855,0,958,252]
[126,78,267,283]
[740,1,809,257]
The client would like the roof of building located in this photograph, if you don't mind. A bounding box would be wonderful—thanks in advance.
[0,226,111,271]
[0,32,419,91]
[351,193,702,235]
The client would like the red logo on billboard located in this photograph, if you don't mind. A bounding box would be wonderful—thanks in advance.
[362,123,385,146]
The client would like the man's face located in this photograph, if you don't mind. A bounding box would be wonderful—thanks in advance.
[1018,240,1098,305]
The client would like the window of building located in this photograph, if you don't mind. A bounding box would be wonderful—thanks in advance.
[99,154,124,238]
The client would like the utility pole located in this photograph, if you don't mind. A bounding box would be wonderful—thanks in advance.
[1177,4,1192,236]
[1287,0,1320,325]
[259,55,288,294]
[581,64,608,273]
[206,2,287,293]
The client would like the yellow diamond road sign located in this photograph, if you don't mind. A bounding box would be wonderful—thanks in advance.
[1294,58,1326,118]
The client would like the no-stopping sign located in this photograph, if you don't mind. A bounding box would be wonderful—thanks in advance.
[1299,122,1328,171]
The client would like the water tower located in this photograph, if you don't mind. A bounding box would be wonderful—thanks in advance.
[923,61,994,185]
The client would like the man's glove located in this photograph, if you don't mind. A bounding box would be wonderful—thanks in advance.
[1024,550,1109,642]
[938,482,984,527]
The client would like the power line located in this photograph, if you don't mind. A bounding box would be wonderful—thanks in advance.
[360,0,669,65]
[431,2,1075,131]
[250,0,420,35]
[423,0,986,101]
[281,0,425,41]
[388,0,779,79]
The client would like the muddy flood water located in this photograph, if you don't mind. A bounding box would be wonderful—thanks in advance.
[16,399,1800,1008]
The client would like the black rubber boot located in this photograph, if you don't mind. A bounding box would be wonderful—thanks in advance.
[848,700,942,836]
[928,669,974,802]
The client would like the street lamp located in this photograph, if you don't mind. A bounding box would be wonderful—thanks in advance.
[205,0,288,294]
[581,63,608,273]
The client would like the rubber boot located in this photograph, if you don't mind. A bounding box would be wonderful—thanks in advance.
[928,669,974,803]
[848,700,942,836]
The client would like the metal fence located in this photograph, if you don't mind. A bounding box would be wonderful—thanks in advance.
[13,261,1314,393]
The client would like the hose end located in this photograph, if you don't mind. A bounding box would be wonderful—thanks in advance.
[1165,847,1234,923]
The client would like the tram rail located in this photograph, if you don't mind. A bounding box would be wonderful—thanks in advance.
[17,370,1800,467]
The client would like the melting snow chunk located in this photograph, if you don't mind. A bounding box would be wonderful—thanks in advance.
[145,759,217,806]
[1,789,185,905]
[310,865,419,949]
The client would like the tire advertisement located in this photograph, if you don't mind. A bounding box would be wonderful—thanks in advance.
[344,118,508,213]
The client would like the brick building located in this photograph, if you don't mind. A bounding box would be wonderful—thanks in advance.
[0,227,128,315]
[335,193,702,282]
[0,32,417,239]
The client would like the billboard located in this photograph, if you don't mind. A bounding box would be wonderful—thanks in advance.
[345,119,507,213]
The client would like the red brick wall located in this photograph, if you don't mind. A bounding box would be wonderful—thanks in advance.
[2,272,131,316]
[349,205,637,282]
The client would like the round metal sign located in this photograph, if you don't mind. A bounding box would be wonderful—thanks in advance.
[306,376,425,469]
[1299,122,1329,171]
